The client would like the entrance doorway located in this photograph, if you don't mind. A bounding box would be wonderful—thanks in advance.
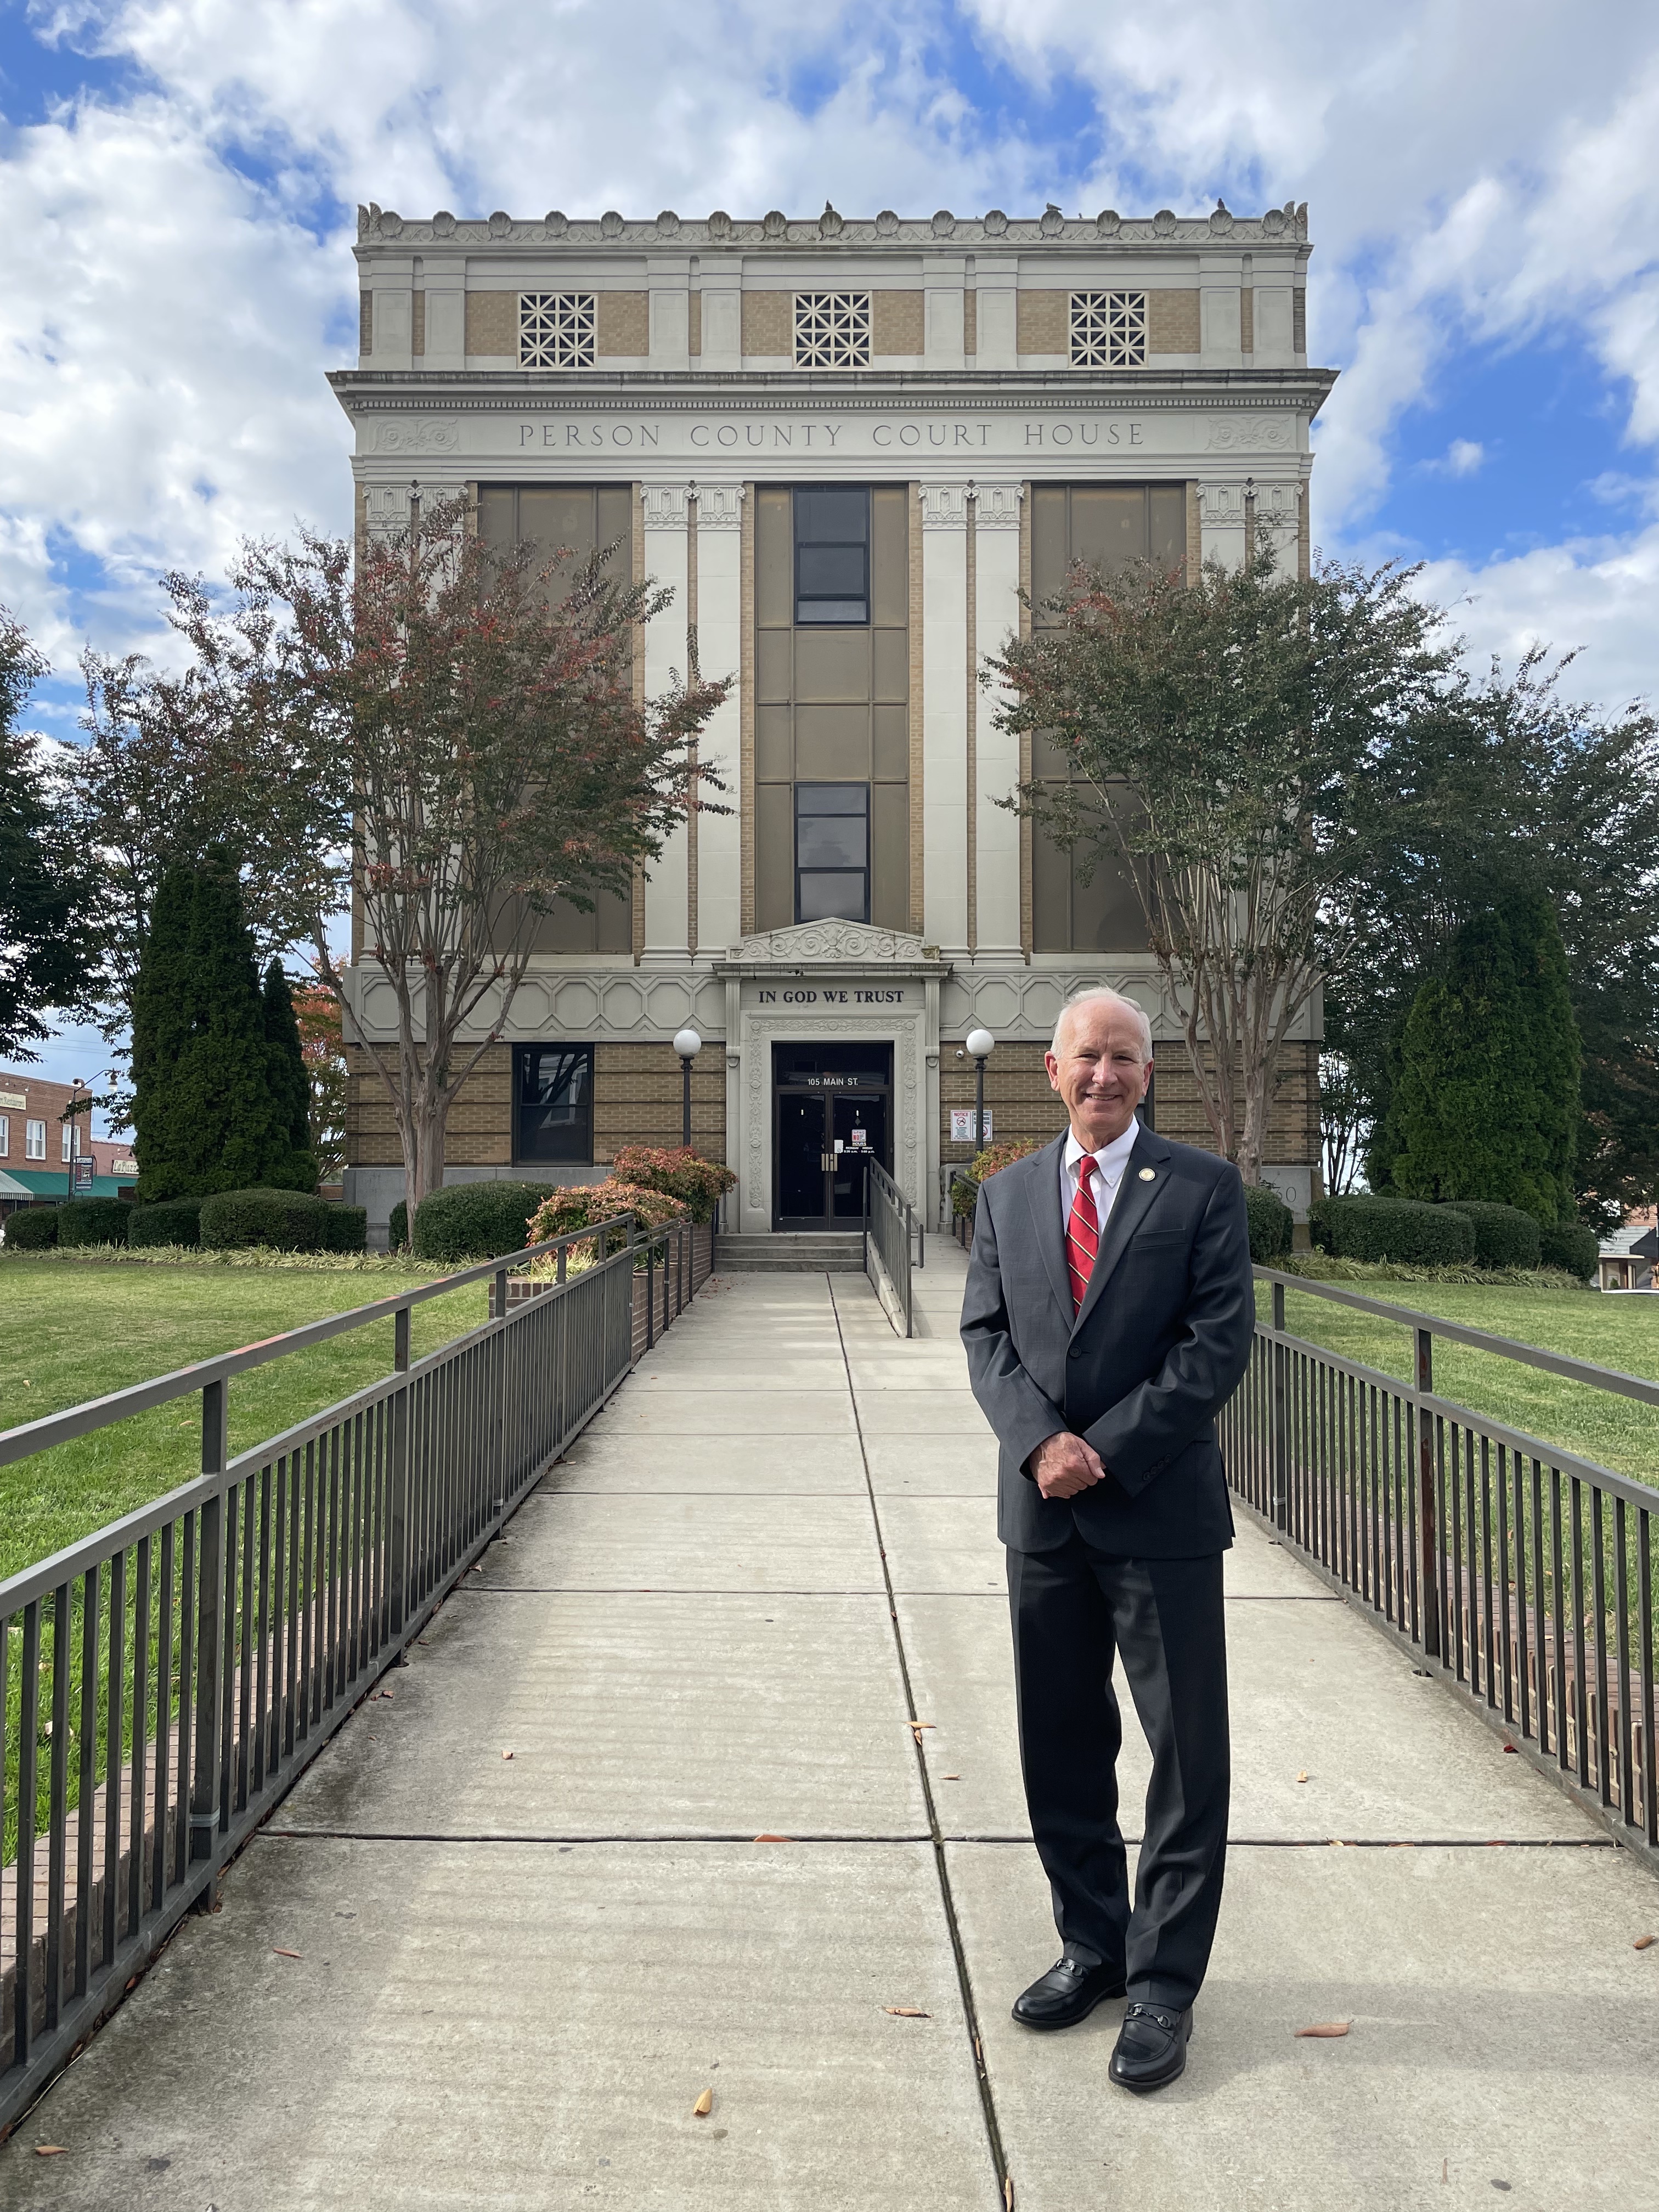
[772,1042,894,1230]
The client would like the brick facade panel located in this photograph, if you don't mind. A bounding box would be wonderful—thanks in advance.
[1148,288,1200,353]
[741,291,791,357]
[871,291,924,357]
[465,290,516,357]
[596,291,649,356]
[1016,290,1067,355]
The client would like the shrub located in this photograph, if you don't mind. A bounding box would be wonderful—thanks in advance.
[951,1139,1042,1220]
[1308,1194,1475,1266]
[1243,1185,1294,1263]
[320,1204,368,1254]
[526,1179,688,1262]
[1538,1218,1598,1281]
[201,1187,337,1251]
[5,1205,59,1249]
[388,1199,409,1252]
[129,1197,204,1248]
[57,1197,131,1248]
[608,1146,737,1226]
[411,1180,559,1264]
[1440,1200,1541,1271]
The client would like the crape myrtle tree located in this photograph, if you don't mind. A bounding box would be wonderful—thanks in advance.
[989,541,1456,1188]
[0,607,97,1059]
[293,984,347,1186]
[208,493,730,1206]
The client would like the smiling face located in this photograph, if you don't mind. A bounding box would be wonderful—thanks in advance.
[1045,998,1153,1151]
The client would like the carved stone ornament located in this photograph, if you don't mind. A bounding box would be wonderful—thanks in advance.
[972,479,1023,531]
[1096,208,1120,236]
[1040,204,1064,236]
[919,483,968,531]
[545,210,568,236]
[708,210,733,239]
[722,919,936,968]
[641,483,689,530]
[762,208,788,238]
[657,209,681,237]
[932,208,956,237]
[600,209,624,236]
[432,210,456,238]
[875,209,899,236]
[693,483,743,531]
[1153,208,1176,236]
[820,202,843,239]
[983,208,1008,235]
[1206,416,1295,453]
[488,210,511,238]
[375,419,462,455]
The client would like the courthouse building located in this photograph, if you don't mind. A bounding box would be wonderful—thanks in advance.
[334,200,1334,1244]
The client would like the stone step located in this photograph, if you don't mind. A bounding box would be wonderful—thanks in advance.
[715,1233,867,1273]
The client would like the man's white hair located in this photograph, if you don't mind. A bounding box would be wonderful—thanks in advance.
[1050,987,1153,1061]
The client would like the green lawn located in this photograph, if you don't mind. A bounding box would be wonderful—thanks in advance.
[1258,1277,1659,1491]
[0,1259,489,1583]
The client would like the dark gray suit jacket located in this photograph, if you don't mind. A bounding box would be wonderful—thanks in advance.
[960,1125,1255,1557]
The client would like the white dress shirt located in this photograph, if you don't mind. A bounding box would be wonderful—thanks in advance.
[1060,1120,1142,1248]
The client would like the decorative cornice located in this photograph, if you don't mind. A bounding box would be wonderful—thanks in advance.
[691,482,743,530]
[357,201,1310,251]
[715,919,951,976]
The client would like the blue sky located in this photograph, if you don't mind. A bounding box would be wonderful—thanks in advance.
[5,0,1659,1116]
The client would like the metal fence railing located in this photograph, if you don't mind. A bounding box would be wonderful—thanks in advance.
[0,1210,699,2132]
[1222,1269,1658,1869]
[863,1158,921,1338]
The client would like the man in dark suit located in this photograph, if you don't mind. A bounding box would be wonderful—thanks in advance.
[961,986,1254,2092]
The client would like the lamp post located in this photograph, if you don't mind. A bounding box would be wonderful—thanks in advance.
[966,1028,995,1150]
[66,1077,86,1200]
[673,1028,702,1149]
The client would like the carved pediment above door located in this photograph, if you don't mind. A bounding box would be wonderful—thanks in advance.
[716,920,950,975]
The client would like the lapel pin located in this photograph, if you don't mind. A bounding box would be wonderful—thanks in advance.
[1138,1166,1156,1181]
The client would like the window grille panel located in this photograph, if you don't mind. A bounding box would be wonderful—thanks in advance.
[794,292,872,369]
[1069,290,1148,368]
[520,292,597,369]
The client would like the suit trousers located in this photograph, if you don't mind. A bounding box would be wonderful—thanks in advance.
[1006,1532,1229,2012]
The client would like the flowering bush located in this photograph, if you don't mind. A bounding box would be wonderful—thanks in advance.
[608,1145,737,1226]
[526,1178,689,1269]
[951,1138,1043,1220]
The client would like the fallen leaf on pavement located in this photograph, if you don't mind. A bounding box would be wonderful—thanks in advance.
[501,1750,514,1760]
[1294,2021,1350,2038]
[942,1774,961,1781]
[1295,1770,1308,1784]
[884,2006,929,2017]
[272,1949,303,1960]
[692,2089,713,2117]
[1502,1743,1519,1754]
[1634,1934,1656,1950]
[753,1833,791,1842]
[1004,2177,1015,2210]
[35,2147,67,2158]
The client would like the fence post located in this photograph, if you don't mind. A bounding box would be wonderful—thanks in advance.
[1417,1325,1441,1658]
[388,1305,411,1638]
[190,1378,227,1878]
[646,1237,656,1348]
[494,1267,509,1510]
[1271,1279,1288,1532]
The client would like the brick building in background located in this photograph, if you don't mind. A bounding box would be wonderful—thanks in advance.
[0,1071,137,1224]
[335,200,1333,1245]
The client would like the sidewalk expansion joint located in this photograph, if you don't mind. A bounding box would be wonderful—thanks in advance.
[257,1829,938,1846]
[828,1275,1013,2212]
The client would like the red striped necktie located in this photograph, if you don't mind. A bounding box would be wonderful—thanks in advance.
[1066,1155,1100,1314]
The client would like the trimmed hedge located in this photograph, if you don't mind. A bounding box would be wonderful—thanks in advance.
[388,1199,409,1253]
[5,1205,59,1249]
[1440,1200,1541,1271]
[1243,1185,1294,1263]
[200,1187,367,1253]
[57,1197,131,1248]
[1309,1194,1476,1266]
[1538,1218,1599,1281]
[411,1181,558,1264]
[129,1197,204,1248]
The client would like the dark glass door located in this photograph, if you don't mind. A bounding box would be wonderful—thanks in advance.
[772,1042,894,1229]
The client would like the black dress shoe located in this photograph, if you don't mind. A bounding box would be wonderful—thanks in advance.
[1011,1956,1126,2030]
[1109,2000,1194,2091]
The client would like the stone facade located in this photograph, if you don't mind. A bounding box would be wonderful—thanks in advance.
[335,201,1333,1244]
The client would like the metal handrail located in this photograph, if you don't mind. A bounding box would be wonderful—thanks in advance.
[1255,1266,1659,1410]
[862,1158,916,1338]
[1226,1266,1659,1872]
[0,1206,716,2130]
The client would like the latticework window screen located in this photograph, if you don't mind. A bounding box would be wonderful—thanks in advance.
[520,292,597,368]
[1069,291,1148,367]
[793,292,873,368]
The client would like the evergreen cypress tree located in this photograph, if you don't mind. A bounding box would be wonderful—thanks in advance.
[1381,892,1580,1222]
[132,861,316,1200]
[262,961,312,1159]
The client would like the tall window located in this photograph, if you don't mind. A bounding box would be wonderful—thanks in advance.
[794,292,871,369]
[25,1119,45,1160]
[520,292,596,369]
[794,488,870,624]
[0,1116,8,1157]
[514,1045,595,1165]
[796,784,870,923]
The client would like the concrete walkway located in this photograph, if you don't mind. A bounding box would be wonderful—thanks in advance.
[5,1250,1658,2210]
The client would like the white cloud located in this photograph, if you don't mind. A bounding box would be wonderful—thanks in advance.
[1423,438,1486,479]
[1419,528,1659,712]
